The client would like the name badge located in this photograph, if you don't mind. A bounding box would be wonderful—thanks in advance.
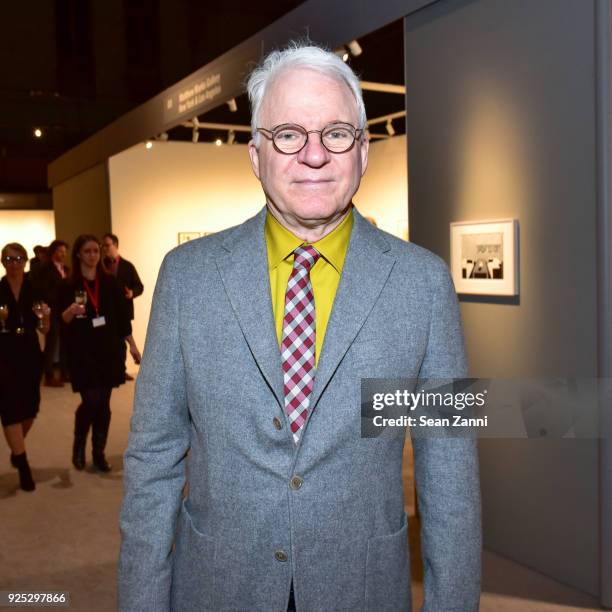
[92,316,106,328]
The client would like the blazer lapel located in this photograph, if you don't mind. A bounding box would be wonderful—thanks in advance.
[215,208,285,408]
[308,210,396,412]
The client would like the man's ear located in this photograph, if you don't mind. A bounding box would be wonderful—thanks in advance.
[248,139,261,179]
[360,132,370,177]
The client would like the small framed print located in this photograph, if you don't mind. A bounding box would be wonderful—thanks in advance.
[178,232,201,245]
[450,219,519,296]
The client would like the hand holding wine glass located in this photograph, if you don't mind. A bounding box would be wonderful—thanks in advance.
[32,301,46,329]
[74,290,87,318]
[0,303,9,333]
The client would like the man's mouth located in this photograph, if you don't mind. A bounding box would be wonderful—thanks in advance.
[294,179,333,186]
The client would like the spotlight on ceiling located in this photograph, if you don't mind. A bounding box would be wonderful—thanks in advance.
[227,98,238,112]
[145,140,153,149]
[215,138,223,147]
[347,40,362,57]
[386,120,395,136]
[33,128,43,138]
[227,130,236,145]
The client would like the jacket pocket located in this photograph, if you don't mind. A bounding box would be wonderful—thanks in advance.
[171,500,217,611]
[364,513,411,611]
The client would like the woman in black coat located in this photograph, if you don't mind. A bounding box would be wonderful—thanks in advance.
[60,234,141,472]
[0,242,50,491]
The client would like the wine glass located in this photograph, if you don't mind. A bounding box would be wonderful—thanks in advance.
[75,290,87,319]
[0,304,8,333]
[33,301,44,330]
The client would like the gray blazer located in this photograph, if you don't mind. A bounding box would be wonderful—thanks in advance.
[118,207,481,612]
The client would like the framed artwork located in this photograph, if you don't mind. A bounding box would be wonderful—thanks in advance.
[450,219,519,296]
[178,232,201,244]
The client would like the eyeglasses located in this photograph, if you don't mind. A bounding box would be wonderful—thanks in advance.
[256,122,363,154]
[2,256,26,264]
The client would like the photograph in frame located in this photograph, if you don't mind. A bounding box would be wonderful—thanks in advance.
[450,219,519,296]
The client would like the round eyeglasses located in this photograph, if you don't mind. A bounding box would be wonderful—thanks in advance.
[257,122,363,154]
[2,256,26,264]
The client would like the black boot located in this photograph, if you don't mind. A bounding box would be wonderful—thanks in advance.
[72,404,90,471]
[92,409,112,472]
[12,451,35,491]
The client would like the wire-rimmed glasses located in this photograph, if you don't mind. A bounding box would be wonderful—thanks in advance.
[256,122,363,155]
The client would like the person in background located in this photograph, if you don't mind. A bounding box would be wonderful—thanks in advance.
[0,243,50,491]
[101,234,144,381]
[61,234,141,473]
[29,245,48,275]
[28,245,48,290]
[38,239,69,387]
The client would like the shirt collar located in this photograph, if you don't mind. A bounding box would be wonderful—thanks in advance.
[265,207,353,273]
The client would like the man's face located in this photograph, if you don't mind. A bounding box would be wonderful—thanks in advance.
[248,68,369,232]
[102,238,118,259]
[53,245,67,264]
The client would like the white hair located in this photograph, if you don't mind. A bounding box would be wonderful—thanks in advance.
[246,41,367,146]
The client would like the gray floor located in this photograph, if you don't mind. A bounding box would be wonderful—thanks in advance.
[0,379,602,611]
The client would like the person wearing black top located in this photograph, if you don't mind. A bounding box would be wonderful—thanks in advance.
[0,243,50,491]
[60,235,141,472]
[101,233,144,381]
[36,239,70,387]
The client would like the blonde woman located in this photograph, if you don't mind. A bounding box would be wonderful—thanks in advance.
[0,243,50,491]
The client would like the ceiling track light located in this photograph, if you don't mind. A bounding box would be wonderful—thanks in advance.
[386,119,395,136]
[334,47,349,62]
[347,39,362,57]
[33,128,43,138]
[227,98,237,112]
[145,140,153,149]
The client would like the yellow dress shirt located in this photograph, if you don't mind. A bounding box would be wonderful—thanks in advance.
[265,208,353,365]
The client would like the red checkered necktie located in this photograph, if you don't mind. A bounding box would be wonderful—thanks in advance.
[281,245,320,443]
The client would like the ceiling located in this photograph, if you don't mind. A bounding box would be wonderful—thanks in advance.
[0,1,405,194]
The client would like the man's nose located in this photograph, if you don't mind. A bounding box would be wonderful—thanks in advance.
[297,132,330,167]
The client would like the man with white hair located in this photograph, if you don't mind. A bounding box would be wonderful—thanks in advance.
[119,42,481,611]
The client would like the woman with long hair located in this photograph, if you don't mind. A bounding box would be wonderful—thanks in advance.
[61,235,141,472]
[0,242,50,491]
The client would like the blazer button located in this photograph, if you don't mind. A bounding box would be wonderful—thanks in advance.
[289,475,303,490]
[272,416,283,430]
[274,550,288,562]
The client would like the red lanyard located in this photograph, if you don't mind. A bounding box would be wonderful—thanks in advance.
[82,276,100,316]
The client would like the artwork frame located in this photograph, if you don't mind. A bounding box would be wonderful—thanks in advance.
[450,219,519,296]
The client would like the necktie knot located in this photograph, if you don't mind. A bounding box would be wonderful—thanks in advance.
[293,245,319,272]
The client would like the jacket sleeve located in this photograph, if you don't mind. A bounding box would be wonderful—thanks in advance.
[110,276,132,338]
[128,261,144,298]
[117,251,190,612]
[413,259,482,612]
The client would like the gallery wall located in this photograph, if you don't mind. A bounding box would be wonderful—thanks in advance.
[0,210,56,269]
[108,137,408,352]
[52,162,112,251]
[405,0,599,596]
